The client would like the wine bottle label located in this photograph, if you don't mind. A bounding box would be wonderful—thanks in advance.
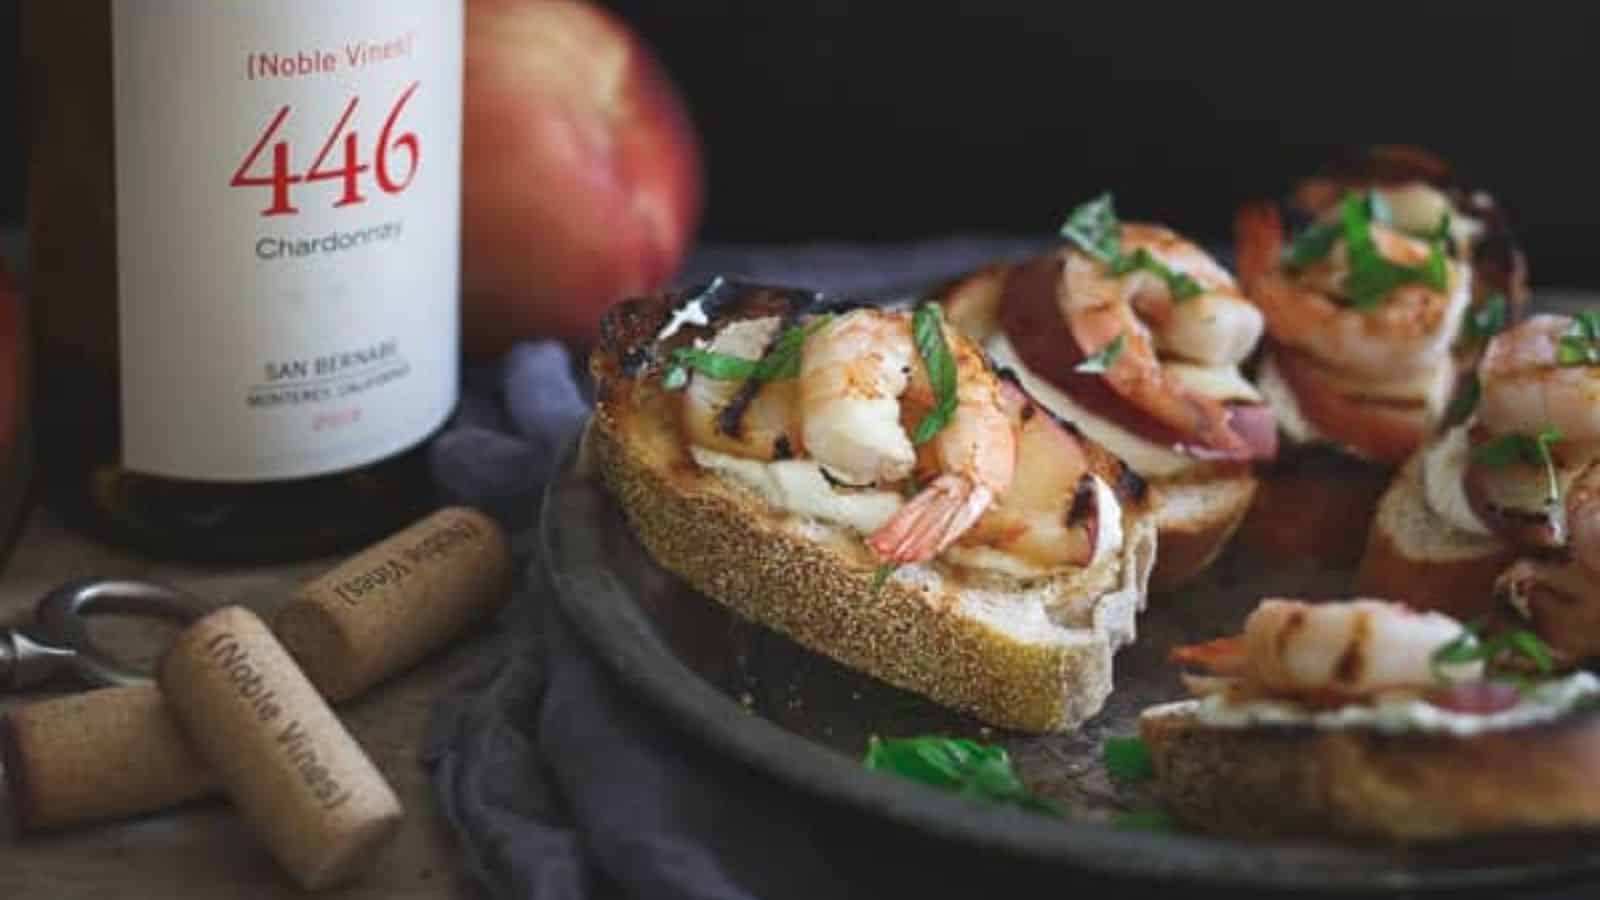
[111,1,461,481]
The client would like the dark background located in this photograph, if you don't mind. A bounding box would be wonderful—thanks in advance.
[6,3,1599,285]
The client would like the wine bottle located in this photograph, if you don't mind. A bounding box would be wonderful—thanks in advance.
[24,1,463,561]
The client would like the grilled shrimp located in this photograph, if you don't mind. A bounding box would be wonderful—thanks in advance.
[1171,598,1480,700]
[1061,244,1250,455]
[1479,314,1600,443]
[681,317,804,460]
[1234,202,1471,379]
[800,308,1017,565]
[950,379,1098,569]
[1117,224,1265,367]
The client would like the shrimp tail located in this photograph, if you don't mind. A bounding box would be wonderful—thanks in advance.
[1169,635,1249,676]
[1232,200,1285,295]
[867,475,994,564]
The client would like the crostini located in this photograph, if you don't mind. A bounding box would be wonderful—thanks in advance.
[937,195,1276,591]
[588,279,1158,732]
[1234,146,1528,566]
[1360,312,1600,662]
[1141,597,1600,841]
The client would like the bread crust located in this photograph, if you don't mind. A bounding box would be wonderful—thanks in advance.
[1355,451,1513,619]
[1148,471,1258,593]
[590,290,1158,732]
[1238,445,1392,568]
[1141,703,1600,841]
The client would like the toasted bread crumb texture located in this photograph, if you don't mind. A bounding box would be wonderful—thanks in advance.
[1142,704,1600,841]
[589,343,1157,732]
[1356,451,1512,620]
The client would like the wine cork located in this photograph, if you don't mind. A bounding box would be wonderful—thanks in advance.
[273,506,510,701]
[159,606,401,891]
[0,684,215,831]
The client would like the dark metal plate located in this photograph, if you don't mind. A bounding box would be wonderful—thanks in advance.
[542,294,1600,894]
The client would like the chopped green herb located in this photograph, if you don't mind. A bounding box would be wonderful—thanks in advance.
[1340,191,1450,310]
[910,304,959,445]
[1112,809,1177,832]
[863,735,1063,815]
[1446,373,1481,424]
[1431,620,1556,684]
[1426,211,1453,244]
[1074,334,1126,374]
[1470,426,1563,506]
[662,316,831,390]
[1463,293,1509,343]
[1060,193,1122,264]
[1557,311,1600,366]
[1062,195,1201,302]
[1110,247,1204,303]
[870,563,895,593]
[1281,219,1342,270]
[1103,735,1155,781]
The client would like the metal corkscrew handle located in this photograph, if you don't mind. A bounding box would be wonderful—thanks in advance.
[1,578,213,692]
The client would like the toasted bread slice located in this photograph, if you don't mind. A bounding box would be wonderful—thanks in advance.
[590,290,1158,733]
[1149,469,1257,592]
[1356,451,1513,620]
[1238,447,1392,568]
[1140,700,1600,841]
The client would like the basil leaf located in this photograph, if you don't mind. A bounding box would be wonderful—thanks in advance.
[1338,191,1451,310]
[1060,193,1121,264]
[1465,293,1509,343]
[1282,220,1342,269]
[1558,310,1600,367]
[663,316,831,390]
[870,563,895,593]
[1508,630,1556,675]
[1103,735,1155,781]
[1446,373,1481,424]
[664,346,758,386]
[1430,622,1484,682]
[864,735,1063,815]
[1431,621,1557,682]
[910,304,959,446]
[1074,334,1126,374]
[1110,247,1204,303]
[1470,432,1530,468]
[1471,427,1563,506]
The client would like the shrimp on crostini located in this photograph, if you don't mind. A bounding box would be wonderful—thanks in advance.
[1115,224,1266,368]
[799,307,1017,565]
[1061,232,1255,456]
[949,378,1099,570]
[1171,598,1481,702]
[1478,314,1600,444]
[1233,200,1471,380]
[680,316,805,461]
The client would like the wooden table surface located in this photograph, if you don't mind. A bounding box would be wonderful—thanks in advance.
[0,504,497,899]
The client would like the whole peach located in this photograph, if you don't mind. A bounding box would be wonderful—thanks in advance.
[462,0,704,356]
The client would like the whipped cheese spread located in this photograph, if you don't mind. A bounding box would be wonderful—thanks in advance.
[986,333,1195,477]
[1144,671,1600,737]
[689,446,1123,574]
[1420,423,1492,536]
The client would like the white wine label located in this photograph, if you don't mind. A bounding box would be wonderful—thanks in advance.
[111,0,461,481]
